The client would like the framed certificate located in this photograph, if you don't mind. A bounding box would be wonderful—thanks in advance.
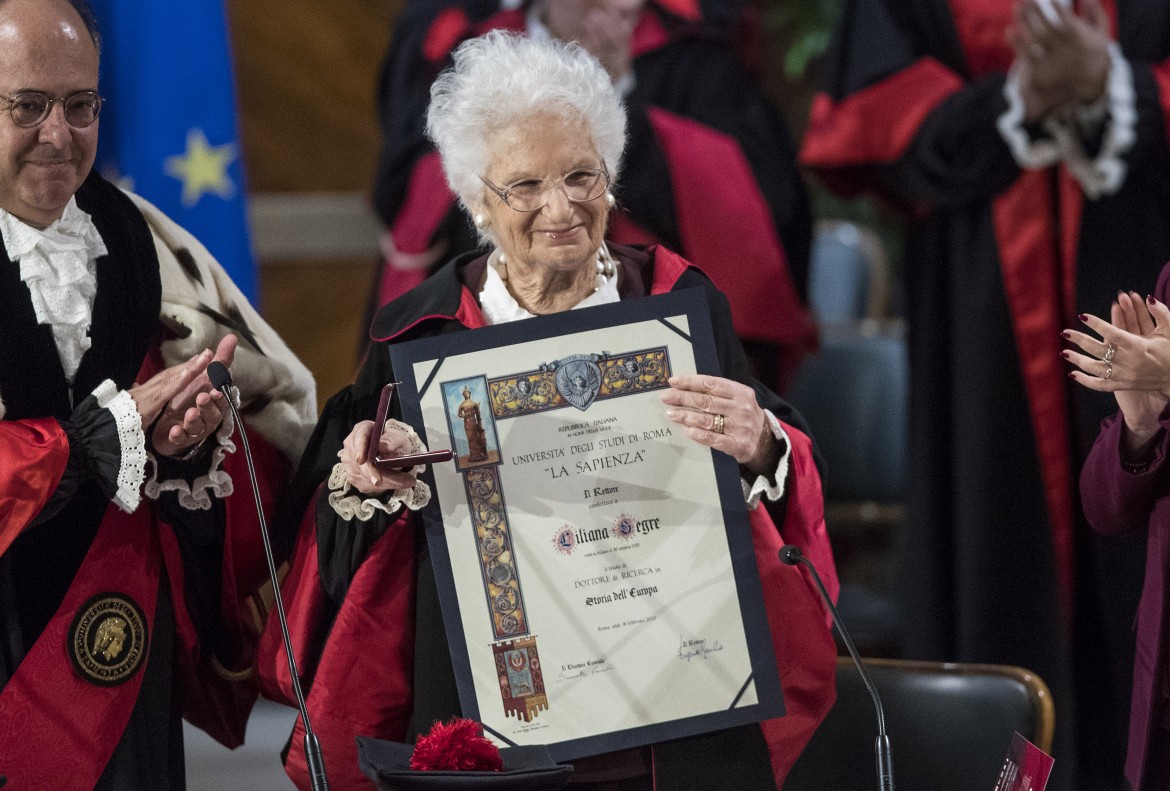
[390,287,784,762]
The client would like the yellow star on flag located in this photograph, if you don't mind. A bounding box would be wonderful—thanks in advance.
[164,128,237,207]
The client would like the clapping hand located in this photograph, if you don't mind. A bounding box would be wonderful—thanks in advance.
[138,334,237,458]
[1008,0,1111,122]
[1064,293,1170,456]
[547,0,644,84]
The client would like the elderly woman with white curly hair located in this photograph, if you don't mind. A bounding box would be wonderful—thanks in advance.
[259,30,837,791]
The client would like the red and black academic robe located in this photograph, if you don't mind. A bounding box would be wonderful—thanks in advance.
[368,0,815,389]
[259,244,836,791]
[800,0,1170,786]
[0,173,285,790]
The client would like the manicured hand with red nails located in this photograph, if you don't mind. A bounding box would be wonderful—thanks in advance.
[1064,292,1170,458]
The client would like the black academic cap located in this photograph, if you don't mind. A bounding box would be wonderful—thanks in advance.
[356,736,574,791]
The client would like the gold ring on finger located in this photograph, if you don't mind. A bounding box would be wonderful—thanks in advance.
[712,413,725,435]
[1103,362,1113,380]
[1103,342,1116,362]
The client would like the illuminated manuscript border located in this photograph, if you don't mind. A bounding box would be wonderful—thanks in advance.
[390,288,784,762]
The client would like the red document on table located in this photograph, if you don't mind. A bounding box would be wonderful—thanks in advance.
[993,732,1054,791]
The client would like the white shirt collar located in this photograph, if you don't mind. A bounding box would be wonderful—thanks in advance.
[478,248,621,325]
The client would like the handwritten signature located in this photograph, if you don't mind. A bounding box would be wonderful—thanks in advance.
[557,664,615,680]
[677,636,724,661]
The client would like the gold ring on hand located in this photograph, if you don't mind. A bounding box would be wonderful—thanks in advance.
[712,413,725,435]
[1103,342,1117,363]
[1103,362,1113,380]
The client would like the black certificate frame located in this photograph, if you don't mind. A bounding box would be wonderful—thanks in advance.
[389,287,785,762]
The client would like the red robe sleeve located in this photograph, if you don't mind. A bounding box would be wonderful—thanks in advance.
[640,108,816,361]
[0,417,69,555]
[257,495,417,791]
[752,424,838,786]
[799,0,1020,209]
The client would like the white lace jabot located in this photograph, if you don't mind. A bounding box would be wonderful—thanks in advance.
[0,198,107,383]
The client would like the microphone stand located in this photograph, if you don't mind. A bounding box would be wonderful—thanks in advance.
[208,362,329,791]
[779,545,894,791]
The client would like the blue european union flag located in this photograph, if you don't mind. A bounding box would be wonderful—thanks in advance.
[90,1,257,303]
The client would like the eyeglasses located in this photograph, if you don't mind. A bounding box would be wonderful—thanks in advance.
[481,167,609,212]
[0,90,104,129]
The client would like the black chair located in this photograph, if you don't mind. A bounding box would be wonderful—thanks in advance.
[793,224,907,657]
[786,321,907,506]
[785,657,1054,791]
[786,319,909,654]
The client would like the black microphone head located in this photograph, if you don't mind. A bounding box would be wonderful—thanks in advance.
[207,360,233,392]
[778,545,803,566]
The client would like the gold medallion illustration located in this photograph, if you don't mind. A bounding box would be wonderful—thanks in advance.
[69,593,149,686]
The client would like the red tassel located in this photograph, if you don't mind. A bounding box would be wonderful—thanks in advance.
[410,718,505,772]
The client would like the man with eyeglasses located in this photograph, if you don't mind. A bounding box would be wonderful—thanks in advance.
[0,1,316,788]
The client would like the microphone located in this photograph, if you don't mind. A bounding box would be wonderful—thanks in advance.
[779,544,894,791]
[208,361,330,791]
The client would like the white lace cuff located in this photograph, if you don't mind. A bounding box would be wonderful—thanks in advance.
[143,388,238,510]
[997,67,1064,169]
[326,419,432,521]
[741,410,791,510]
[1062,42,1136,199]
[94,380,147,513]
[998,46,1136,198]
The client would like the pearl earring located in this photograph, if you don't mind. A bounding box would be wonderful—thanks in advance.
[605,192,615,208]
[474,213,486,229]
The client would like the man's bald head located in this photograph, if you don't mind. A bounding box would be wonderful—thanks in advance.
[0,0,100,54]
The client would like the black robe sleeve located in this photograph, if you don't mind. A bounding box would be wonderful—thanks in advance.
[633,37,814,293]
[802,0,1021,208]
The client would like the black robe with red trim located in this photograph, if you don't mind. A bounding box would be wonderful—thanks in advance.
[800,0,1170,787]
[367,0,815,389]
[0,172,286,790]
[260,244,837,791]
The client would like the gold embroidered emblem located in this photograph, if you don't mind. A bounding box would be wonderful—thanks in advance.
[69,593,148,686]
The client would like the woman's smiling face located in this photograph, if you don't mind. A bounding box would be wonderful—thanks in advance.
[477,112,609,277]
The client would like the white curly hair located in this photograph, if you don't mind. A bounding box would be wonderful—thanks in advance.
[425,29,627,244]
